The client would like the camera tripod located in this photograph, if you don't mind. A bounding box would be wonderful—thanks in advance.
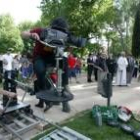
[35,40,73,112]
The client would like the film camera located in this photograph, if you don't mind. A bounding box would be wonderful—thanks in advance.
[40,28,87,49]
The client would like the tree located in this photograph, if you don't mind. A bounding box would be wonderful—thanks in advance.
[132,3,140,57]
[0,14,23,53]
[113,0,140,53]
[18,20,44,53]
[18,21,36,53]
[39,0,115,56]
[40,0,114,36]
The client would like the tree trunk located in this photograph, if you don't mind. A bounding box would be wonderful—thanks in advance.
[132,3,140,57]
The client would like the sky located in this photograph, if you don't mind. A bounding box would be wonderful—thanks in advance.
[0,0,42,24]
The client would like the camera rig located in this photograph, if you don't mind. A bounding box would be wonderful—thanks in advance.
[34,28,86,102]
[35,39,74,102]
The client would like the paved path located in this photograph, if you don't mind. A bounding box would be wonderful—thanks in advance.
[16,74,140,139]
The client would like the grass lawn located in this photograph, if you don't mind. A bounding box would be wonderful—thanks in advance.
[32,110,140,140]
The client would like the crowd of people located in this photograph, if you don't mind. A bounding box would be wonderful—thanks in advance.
[2,50,138,87]
[1,49,140,89]
[86,51,139,87]
[1,51,34,81]
[1,50,84,85]
[1,48,140,112]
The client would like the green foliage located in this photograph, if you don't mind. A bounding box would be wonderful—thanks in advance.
[18,20,45,53]
[113,0,140,55]
[39,0,140,56]
[132,3,140,57]
[0,0,139,56]
[18,21,35,53]
[39,0,116,55]
[0,14,23,53]
[18,21,35,31]
[40,0,114,36]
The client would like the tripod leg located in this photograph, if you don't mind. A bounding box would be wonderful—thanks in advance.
[44,101,53,112]
[62,101,71,113]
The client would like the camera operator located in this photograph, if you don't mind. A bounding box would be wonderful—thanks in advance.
[21,17,76,112]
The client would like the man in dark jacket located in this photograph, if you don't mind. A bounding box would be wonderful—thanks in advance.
[106,53,117,81]
[96,52,109,97]
[21,17,72,112]
[87,53,93,82]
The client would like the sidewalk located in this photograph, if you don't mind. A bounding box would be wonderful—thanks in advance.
[17,73,140,139]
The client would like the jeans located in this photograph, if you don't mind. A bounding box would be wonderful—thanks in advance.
[34,55,69,107]
[34,55,68,91]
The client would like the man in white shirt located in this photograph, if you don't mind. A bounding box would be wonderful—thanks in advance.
[2,51,13,72]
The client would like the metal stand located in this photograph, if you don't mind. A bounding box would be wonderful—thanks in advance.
[62,102,71,112]
[107,96,110,107]
[0,76,37,140]
[107,73,112,107]
[55,47,72,112]
[101,73,112,107]
[0,90,38,140]
[38,40,65,93]
[36,40,73,112]
[55,46,64,93]
[36,41,73,112]
[3,70,17,106]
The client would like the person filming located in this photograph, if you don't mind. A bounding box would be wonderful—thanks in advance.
[21,17,86,112]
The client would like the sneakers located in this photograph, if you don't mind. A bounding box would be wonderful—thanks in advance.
[44,105,51,112]
[35,103,44,108]
[87,79,93,83]
[35,102,53,112]
[44,102,53,112]
[76,81,80,84]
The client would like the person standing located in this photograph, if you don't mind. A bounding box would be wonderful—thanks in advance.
[137,61,140,81]
[133,60,138,78]
[20,54,29,80]
[106,53,117,81]
[68,53,79,83]
[116,52,128,86]
[75,56,82,77]
[127,54,135,85]
[96,52,108,96]
[87,53,93,82]
[12,55,20,79]
[2,49,13,73]
[92,53,98,81]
